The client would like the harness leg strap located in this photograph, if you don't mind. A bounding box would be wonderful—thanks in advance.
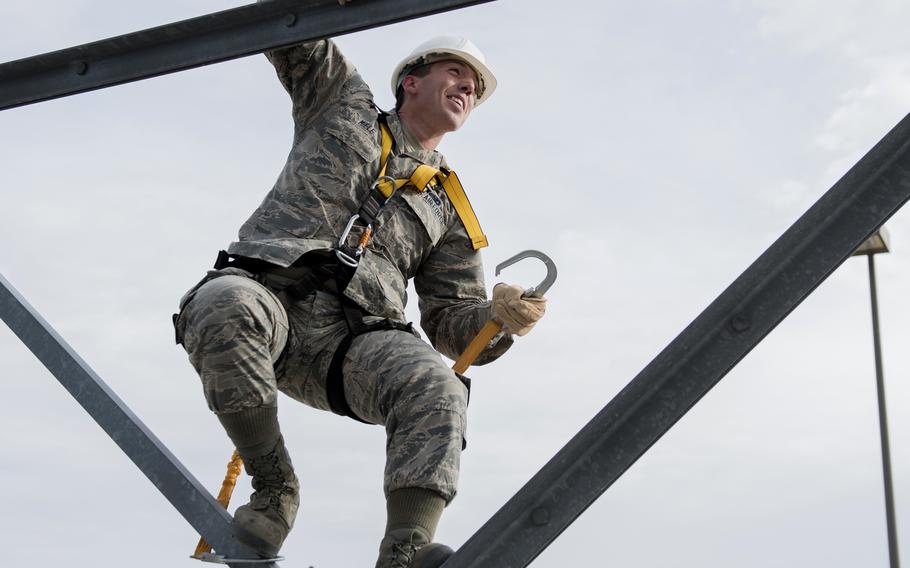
[325,296,417,424]
[326,333,370,423]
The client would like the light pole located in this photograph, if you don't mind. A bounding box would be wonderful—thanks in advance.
[852,227,900,568]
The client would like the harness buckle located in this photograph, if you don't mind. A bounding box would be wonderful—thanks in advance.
[372,175,399,198]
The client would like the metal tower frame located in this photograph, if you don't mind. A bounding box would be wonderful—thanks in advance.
[2,1,907,567]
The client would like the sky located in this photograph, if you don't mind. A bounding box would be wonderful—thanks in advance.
[1,1,909,567]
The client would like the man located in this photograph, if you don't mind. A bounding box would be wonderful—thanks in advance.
[174,31,546,568]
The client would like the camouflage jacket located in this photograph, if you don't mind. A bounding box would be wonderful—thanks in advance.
[227,40,512,363]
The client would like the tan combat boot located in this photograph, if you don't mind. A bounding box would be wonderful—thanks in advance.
[233,435,300,558]
[375,527,454,568]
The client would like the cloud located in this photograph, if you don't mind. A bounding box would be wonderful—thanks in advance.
[814,55,910,159]
[756,0,910,57]
[758,177,814,212]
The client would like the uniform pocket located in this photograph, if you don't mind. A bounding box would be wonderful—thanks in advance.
[400,189,448,246]
[173,268,256,344]
[322,107,381,164]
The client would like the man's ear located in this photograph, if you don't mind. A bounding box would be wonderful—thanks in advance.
[401,74,419,96]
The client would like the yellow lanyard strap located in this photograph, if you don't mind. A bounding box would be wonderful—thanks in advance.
[441,171,488,250]
[193,450,244,557]
[376,121,488,250]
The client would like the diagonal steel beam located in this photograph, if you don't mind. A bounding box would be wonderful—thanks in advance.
[0,0,495,111]
[442,111,910,567]
[0,274,277,567]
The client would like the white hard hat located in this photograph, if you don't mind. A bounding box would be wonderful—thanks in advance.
[391,36,497,106]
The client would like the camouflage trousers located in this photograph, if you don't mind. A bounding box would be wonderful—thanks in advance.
[174,268,468,501]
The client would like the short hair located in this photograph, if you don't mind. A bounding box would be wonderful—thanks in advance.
[394,63,434,111]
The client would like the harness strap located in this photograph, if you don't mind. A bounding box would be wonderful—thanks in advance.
[325,115,489,422]
[441,171,488,250]
[326,333,361,421]
[374,122,488,250]
[325,295,414,423]
[218,113,488,425]
[378,121,394,181]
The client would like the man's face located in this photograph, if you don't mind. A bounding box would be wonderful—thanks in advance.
[402,60,479,132]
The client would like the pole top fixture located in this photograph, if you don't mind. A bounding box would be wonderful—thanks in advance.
[853,227,891,256]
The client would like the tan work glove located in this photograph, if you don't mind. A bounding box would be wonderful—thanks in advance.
[492,283,547,336]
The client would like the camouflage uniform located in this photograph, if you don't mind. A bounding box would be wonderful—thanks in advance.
[175,40,511,501]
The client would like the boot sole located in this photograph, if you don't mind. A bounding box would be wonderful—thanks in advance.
[232,523,281,558]
[415,543,454,568]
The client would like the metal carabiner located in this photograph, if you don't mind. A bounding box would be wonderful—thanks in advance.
[338,213,360,248]
[335,176,399,269]
[495,249,558,298]
[336,214,362,268]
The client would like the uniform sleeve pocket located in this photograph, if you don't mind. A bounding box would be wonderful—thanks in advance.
[400,190,447,246]
[322,107,381,164]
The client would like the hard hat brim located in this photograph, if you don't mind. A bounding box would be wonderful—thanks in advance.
[391,48,497,106]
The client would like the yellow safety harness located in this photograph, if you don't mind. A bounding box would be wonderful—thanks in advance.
[328,115,487,422]
[375,120,488,250]
[194,120,491,557]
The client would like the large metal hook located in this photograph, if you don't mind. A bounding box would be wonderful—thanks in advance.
[495,249,557,298]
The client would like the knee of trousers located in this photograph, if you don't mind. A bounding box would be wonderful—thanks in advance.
[384,372,468,502]
[395,366,468,423]
[178,275,288,412]
[388,367,469,456]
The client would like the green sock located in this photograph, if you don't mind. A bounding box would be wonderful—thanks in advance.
[216,406,280,457]
[385,488,446,540]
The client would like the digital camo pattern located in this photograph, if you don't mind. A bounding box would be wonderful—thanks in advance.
[225,39,513,363]
[176,39,515,503]
[177,272,467,500]
[343,326,468,500]
[175,270,288,412]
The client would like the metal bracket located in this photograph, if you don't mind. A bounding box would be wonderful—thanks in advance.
[192,553,285,565]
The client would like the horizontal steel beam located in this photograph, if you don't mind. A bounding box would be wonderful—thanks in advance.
[0,274,276,566]
[0,0,494,111]
[443,111,910,566]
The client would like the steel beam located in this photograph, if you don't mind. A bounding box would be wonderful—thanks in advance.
[0,0,495,111]
[0,274,276,567]
[442,111,910,567]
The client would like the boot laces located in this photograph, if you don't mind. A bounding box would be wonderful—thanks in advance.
[391,541,418,568]
[248,450,292,506]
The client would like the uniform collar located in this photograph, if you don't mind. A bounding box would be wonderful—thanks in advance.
[386,110,449,170]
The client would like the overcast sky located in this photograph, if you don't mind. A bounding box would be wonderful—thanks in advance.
[1,1,909,567]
